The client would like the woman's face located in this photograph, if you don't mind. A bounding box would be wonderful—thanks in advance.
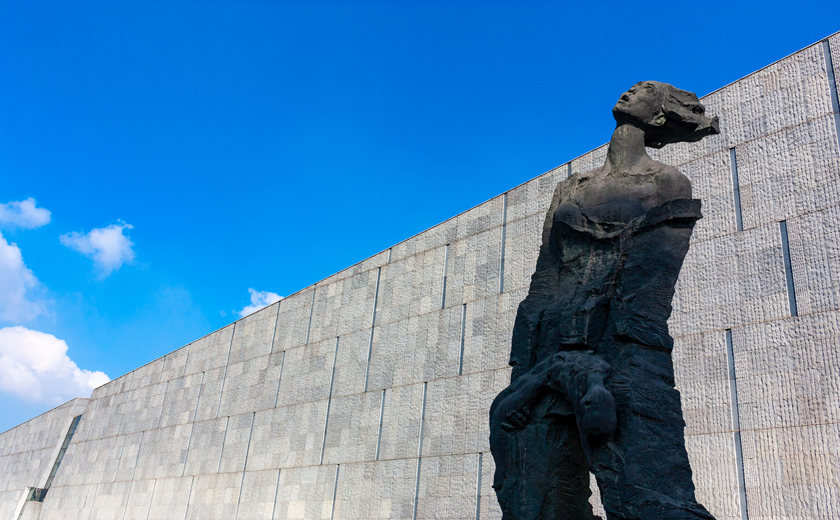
[613,81,662,124]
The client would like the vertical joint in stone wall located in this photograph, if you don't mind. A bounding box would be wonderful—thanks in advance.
[273,350,286,409]
[305,287,317,345]
[217,417,230,474]
[183,476,195,520]
[330,464,340,520]
[234,412,257,519]
[567,162,572,178]
[364,267,382,392]
[442,244,450,309]
[216,322,237,418]
[412,382,428,520]
[144,479,157,520]
[269,299,281,354]
[475,452,483,520]
[458,303,467,376]
[375,389,386,460]
[320,337,339,465]
[779,220,798,317]
[822,39,840,150]
[499,193,508,294]
[729,147,744,232]
[182,370,206,475]
[271,469,281,520]
[725,329,749,520]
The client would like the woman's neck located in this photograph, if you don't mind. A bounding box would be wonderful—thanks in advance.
[605,123,649,173]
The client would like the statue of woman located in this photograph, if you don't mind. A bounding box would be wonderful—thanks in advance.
[490,81,720,520]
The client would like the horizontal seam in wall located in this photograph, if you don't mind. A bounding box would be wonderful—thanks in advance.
[40,451,493,489]
[52,365,513,446]
[672,306,840,341]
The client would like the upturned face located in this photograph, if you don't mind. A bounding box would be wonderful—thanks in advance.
[613,81,662,125]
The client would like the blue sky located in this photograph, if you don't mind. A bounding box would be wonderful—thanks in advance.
[1,1,838,432]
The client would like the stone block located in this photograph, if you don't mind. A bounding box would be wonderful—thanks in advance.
[422,369,508,457]
[275,339,335,408]
[416,454,479,520]
[182,418,227,477]
[217,353,283,417]
[235,469,280,519]
[184,325,234,376]
[185,472,242,520]
[374,383,424,463]
[322,390,382,464]
[245,401,328,470]
[145,476,192,520]
[333,459,417,520]
[229,302,278,364]
[273,465,337,520]
[273,287,316,352]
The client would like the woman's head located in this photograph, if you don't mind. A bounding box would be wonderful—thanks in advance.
[613,81,720,148]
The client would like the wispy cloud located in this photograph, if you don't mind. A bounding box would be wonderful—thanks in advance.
[61,222,135,277]
[0,233,43,322]
[239,288,283,317]
[0,326,109,405]
[0,198,51,230]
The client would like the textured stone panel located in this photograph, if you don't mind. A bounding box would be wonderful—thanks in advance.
[501,212,544,294]
[127,357,165,391]
[459,291,521,376]
[120,479,156,520]
[416,454,478,520]
[119,380,168,435]
[308,268,378,344]
[741,423,840,520]
[159,371,204,428]
[733,312,840,431]
[38,483,96,520]
[569,146,608,177]
[367,306,462,391]
[273,465,337,520]
[273,287,315,352]
[678,150,740,243]
[229,302,278,364]
[673,332,733,436]
[185,472,242,520]
[736,114,840,229]
[146,476,192,520]
[245,401,328,470]
[377,383,425,461]
[322,391,381,464]
[375,245,446,328]
[219,412,255,474]
[333,459,417,520]
[275,339,335,408]
[787,205,840,316]
[88,480,131,520]
[114,431,144,482]
[478,453,502,520]
[88,434,124,485]
[184,324,234,376]
[236,469,280,519]
[444,226,503,307]
[192,366,226,422]
[217,353,283,417]
[422,369,508,457]
[331,328,371,398]
[671,222,789,337]
[160,344,189,381]
[504,167,563,223]
[133,423,193,480]
[182,418,227,477]
[684,433,741,520]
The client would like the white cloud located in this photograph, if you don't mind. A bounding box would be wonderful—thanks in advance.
[60,222,135,277]
[0,233,43,322]
[239,288,283,317]
[0,326,109,405]
[0,198,51,229]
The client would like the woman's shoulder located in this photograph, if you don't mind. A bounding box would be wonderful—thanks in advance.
[649,161,692,200]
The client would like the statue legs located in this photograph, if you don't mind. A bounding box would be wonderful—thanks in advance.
[590,345,716,520]
[491,413,601,520]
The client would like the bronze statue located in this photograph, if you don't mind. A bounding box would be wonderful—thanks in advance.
[490,81,720,520]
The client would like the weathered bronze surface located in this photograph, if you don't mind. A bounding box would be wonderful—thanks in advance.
[490,82,720,520]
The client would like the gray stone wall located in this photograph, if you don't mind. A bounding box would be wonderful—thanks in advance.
[1,33,839,519]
